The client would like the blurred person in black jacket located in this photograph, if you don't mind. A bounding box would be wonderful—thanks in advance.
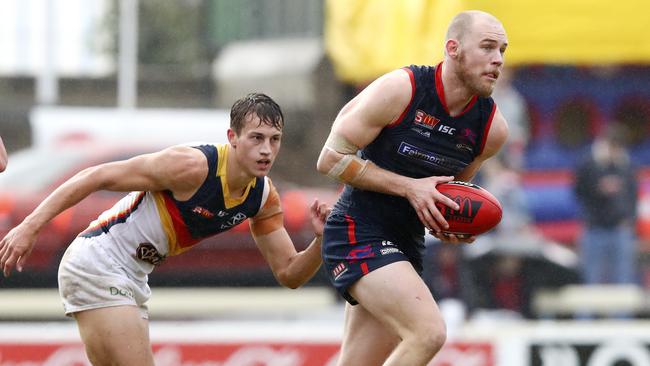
[574,123,638,286]
[458,155,580,319]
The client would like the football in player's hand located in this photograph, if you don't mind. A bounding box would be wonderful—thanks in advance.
[435,181,502,236]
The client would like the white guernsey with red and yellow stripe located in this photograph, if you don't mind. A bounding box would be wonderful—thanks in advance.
[79,143,283,276]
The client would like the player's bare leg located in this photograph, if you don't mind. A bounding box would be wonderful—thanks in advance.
[346,261,447,366]
[336,302,400,366]
[74,306,154,366]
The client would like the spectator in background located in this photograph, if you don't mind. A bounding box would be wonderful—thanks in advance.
[464,155,580,319]
[491,67,530,171]
[469,155,531,316]
[0,136,7,172]
[574,124,638,286]
[458,155,534,318]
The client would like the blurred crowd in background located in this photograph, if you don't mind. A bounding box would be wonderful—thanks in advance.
[1,0,650,321]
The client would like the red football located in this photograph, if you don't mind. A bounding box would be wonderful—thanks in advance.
[435,181,502,236]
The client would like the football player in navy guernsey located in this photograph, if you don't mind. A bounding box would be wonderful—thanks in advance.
[0,93,330,366]
[317,10,509,366]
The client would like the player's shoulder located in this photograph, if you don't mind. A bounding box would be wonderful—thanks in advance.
[262,176,279,197]
[482,106,509,157]
[365,68,415,105]
[403,64,437,74]
[375,68,414,88]
[159,144,206,162]
[153,145,209,190]
[491,105,509,132]
[163,142,220,163]
[252,176,282,221]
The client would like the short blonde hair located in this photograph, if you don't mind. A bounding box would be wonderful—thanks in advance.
[445,10,501,42]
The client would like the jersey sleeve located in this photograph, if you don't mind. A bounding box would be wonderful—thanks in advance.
[249,178,284,236]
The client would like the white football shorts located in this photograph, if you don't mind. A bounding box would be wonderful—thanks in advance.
[57,236,151,319]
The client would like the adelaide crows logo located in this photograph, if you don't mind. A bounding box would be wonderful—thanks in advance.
[136,243,166,265]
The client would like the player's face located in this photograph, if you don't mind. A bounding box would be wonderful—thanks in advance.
[456,19,508,97]
[230,113,282,177]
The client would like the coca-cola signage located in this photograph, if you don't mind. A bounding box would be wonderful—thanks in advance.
[0,343,339,366]
[0,341,492,366]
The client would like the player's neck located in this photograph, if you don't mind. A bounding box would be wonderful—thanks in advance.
[440,62,475,116]
[225,145,255,198]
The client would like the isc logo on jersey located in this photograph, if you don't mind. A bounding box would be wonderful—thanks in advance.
[414,110,455,135]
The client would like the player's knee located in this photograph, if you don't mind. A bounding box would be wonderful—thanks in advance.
[82,336,124,366]
[83,346,104,366]
[427,329,447,355]
[409,322,447,356]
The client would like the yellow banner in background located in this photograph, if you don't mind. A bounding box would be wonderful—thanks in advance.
[325,0,650,84]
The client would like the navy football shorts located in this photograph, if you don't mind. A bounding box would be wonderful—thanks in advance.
[322,210,424,305]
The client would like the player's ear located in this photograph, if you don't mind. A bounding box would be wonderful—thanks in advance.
[446,39,459,59]
[227,128,237,148]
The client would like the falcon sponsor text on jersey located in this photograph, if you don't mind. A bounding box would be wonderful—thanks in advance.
[80,143,280,274]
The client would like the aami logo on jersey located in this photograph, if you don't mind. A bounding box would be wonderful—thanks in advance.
[414,110,456,135]
[441,196,483,223]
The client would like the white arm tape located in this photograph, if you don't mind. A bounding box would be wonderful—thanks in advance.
[324,132,359,155]
[323,131,370,183]
[326,153,370,183]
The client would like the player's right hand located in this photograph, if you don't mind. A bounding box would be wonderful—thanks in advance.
[309,198,332,237]
[404,175,460,233]
[0,224,38,277]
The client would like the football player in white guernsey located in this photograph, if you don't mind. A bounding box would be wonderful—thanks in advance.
[0,93,330,366]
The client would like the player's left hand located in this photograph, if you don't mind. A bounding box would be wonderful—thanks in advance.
[430,231,476,244]
[310,199,331,237]
[0,223,38,277]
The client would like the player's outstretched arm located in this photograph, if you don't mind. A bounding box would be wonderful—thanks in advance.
[316,69,459,232]
[251,199,330,289]
[0,146,207,277]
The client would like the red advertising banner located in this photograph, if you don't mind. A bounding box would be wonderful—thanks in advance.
[432,342,494,366]
[0,341,492,366]
[0,343,338,366]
